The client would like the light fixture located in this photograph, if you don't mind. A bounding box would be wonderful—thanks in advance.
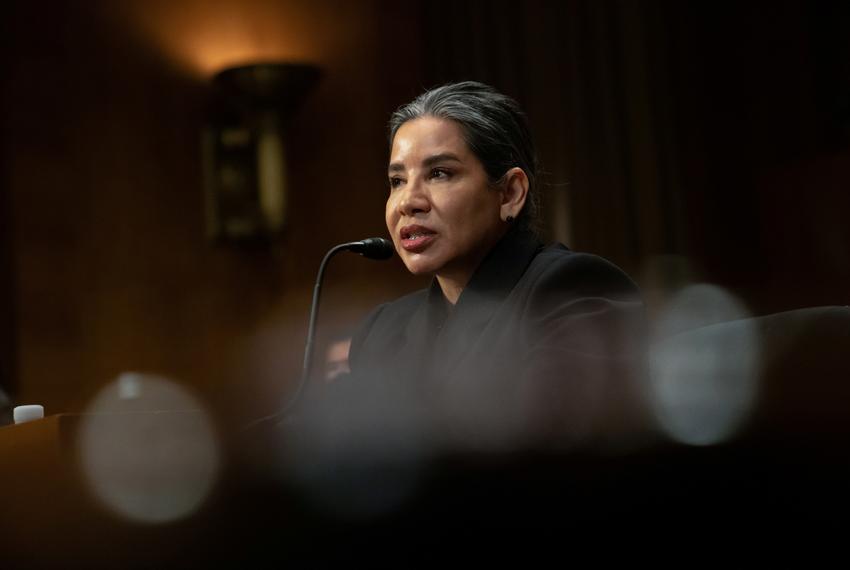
[203,63,320,245]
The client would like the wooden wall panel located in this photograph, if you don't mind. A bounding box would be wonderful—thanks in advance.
[2,0,426,426]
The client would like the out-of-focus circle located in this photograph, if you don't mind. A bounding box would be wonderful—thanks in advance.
[649,284,760,446]
[77,373,220,524]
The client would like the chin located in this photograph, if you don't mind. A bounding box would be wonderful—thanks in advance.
[400,253,442,276]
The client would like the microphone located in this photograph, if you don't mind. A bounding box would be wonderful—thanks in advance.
[347,237,394,260]
[243,237,394,431]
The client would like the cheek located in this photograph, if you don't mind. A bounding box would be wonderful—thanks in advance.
[445,194,490,233]
[385,198,397,235]
[452,198,500,248]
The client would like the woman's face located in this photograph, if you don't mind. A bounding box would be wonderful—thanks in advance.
[386,116,506,282]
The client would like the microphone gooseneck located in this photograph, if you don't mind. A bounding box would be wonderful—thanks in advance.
[242,237,394,431]
[299,239,393,393]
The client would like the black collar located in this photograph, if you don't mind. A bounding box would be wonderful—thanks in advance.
[413,227,544,379]
[452,225,543,314]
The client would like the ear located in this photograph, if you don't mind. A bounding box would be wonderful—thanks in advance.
[499,167,529,222]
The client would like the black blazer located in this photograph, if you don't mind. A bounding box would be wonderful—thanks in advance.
[349,227,647,449]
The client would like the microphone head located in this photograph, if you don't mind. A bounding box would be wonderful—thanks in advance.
[352,237,395,260]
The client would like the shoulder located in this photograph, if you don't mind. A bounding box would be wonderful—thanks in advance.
[523,245,640,302]
[509,244,644,335]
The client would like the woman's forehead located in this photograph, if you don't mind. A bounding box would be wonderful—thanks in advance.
[389,117,471,164]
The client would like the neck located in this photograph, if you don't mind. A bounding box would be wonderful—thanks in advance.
[435,274,466,305]
[435,226,511,305]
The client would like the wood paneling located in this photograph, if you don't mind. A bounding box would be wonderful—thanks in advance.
[2,0,425,425]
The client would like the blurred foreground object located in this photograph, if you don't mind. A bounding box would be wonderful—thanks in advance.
[650,304,850,443]
[1,307,848,566]
[78,373,221,524]
[13,404,44,424]
[0,412,223,568]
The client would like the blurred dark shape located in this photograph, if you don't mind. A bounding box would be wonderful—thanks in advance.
[654,305,850,442]
[323,335,351,383]
[0,388,12,426]
[744,305,850,440]
[282,368,431,520]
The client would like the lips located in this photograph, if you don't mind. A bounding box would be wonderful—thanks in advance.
[399,224,437,253]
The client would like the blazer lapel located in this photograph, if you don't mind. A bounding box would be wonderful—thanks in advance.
[430,228,543,382]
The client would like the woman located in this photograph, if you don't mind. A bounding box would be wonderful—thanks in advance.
[349,81,646,451]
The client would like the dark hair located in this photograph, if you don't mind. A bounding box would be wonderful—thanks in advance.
[388,81,540,233]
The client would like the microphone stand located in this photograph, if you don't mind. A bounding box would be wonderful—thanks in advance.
[295,242,354,415]
[242,238,392,431]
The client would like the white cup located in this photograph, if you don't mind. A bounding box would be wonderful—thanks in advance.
[13,405,44,424]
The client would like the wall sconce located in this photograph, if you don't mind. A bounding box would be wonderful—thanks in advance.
[203,63,320,245]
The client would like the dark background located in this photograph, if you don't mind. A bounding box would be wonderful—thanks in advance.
[2,0,848,426]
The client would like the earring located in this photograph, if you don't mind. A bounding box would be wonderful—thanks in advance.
[506,215,514,223]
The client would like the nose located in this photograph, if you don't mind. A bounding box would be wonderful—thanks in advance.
[397,178,431,217]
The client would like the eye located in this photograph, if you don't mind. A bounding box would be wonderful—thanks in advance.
[429,168,451,181]
[389,176,405,190]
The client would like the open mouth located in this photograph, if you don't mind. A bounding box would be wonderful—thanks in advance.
[400,225,436,252]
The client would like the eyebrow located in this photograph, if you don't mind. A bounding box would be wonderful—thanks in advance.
[388,153,462,174]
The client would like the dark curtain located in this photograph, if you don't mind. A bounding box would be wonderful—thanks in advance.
[409,0,850,313]
[416,0,686,275]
